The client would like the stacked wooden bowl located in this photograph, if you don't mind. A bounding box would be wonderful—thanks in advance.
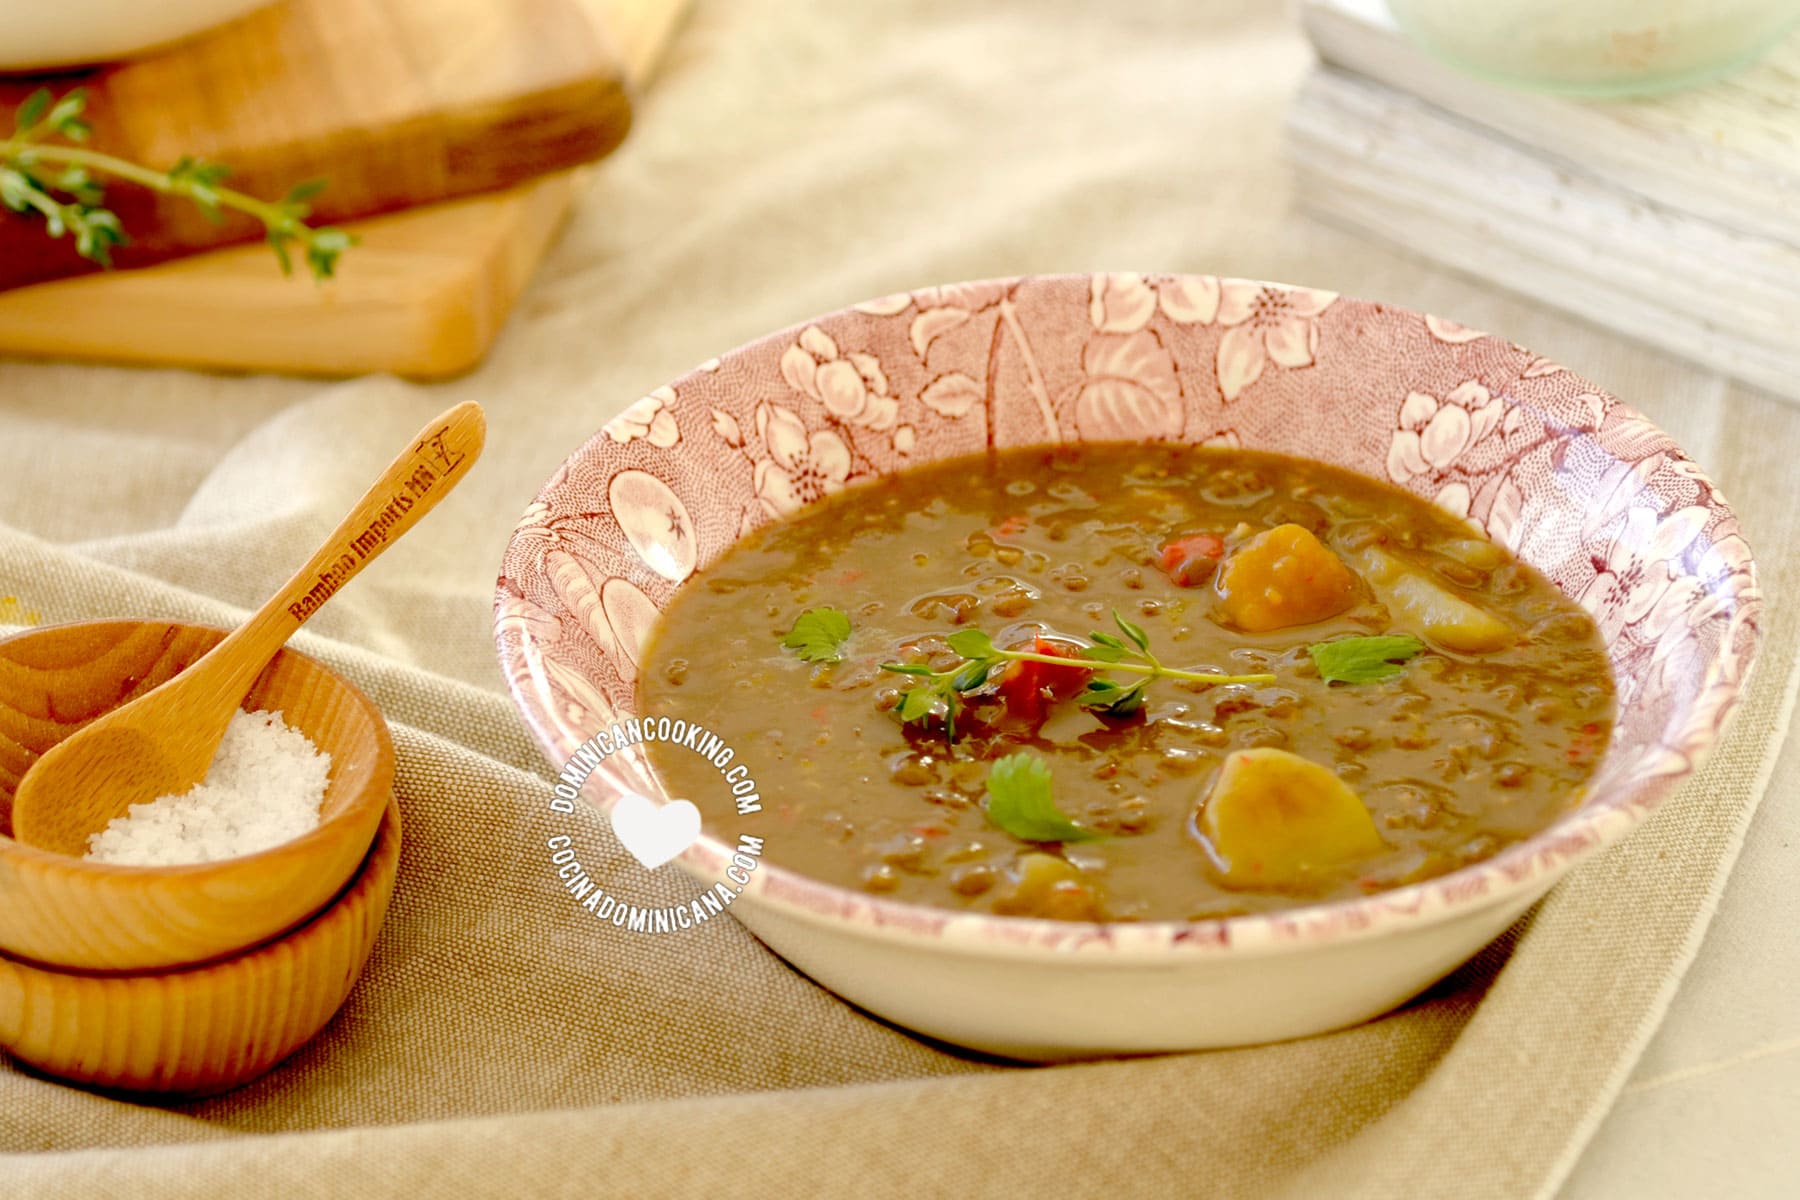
[0,620,398,1095]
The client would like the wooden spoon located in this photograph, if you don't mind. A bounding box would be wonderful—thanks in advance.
[10,401,485,857]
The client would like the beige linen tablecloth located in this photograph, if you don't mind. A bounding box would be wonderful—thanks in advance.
[2,2,1796,1196]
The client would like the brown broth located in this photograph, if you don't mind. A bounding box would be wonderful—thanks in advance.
[636,445,1615,921]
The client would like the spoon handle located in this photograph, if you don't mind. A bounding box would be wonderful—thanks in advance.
[216,401,487,694]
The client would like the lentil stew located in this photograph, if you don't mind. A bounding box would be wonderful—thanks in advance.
[637,445,1616,922]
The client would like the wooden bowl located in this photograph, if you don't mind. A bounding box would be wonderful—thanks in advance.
[0,797,399,1095]
[0,620,394,972]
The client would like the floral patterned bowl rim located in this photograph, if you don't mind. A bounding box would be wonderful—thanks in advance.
[494,273,1761,960]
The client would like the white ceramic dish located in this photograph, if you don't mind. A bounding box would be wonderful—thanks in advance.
[495,274,1760,1060]
[0,0,273,72]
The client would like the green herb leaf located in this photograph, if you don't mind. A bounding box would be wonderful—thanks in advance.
[1076,680,1120,706]
[304,226,353,279]
[45,90,87,135]
[1113,611,1150,652]
[950,660,991,691]
[1308,634,1427,685]
[70,206,125,264]
[781,606,853,663]
[944,628,994,658]
[1076,678,1148,718]
[0,167,34,212]
[56,166,100,205]
[283,177,329,207]
[878,609,1275,753]
[897,687,937,722]
[984,752,1100,843]
[169,156,231,222]
[2,88,351,279]
[14,89,50,134]
[267,228,294,273]
[169,155,230,188]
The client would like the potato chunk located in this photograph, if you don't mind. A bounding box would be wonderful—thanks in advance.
[1199,748,1384,887]
[1438,537,1508,570]
[1215,523,1359,632]
[1349,546,1513,653]
[992,852,1103,921]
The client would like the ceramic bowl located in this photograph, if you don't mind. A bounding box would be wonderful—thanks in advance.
[494,274,1761,1060]
[0,620,394,972]
[0,797,399,1095]
[0,0,273,72]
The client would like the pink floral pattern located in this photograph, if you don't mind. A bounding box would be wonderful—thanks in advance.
[1580,505,1710,644]
[494,273,1761,957]
[1425,313,1487,344]
[609,386,680,448]
[1071,330,1184,439]
[1214,279,1335,402]
[751,404,851,516]
[1387,381,1507,518]
[1084,273,1336,403]
[782,326,899,433]
[1090,272,1221,331]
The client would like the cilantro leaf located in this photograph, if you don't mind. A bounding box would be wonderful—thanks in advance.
[781,606,853,662]
[984,752,1100,843]
[1308,634,1426,685]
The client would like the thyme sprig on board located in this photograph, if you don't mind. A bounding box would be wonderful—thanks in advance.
[0,87,353,278]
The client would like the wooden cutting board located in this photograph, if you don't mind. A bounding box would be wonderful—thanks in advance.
[0,0,685,377]
[0,0,630,290]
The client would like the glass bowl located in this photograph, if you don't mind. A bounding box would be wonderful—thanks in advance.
[1386,0,1800,96]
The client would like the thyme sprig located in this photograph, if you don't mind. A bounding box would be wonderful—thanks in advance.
[0,87,353,278]
[881,610,1276,741]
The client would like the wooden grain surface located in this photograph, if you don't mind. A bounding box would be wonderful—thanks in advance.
[0,620,394,973]
[0,0,630,290]
[1304,0,1800,245]
[1288,65,1800,407]
[0,798,401,1096]
[0,0,688,378]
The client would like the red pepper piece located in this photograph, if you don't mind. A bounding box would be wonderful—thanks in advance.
[1158,532,1226,587]
[996,636,1093,721]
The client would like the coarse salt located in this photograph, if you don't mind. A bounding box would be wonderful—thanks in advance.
[84,709,331,866]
